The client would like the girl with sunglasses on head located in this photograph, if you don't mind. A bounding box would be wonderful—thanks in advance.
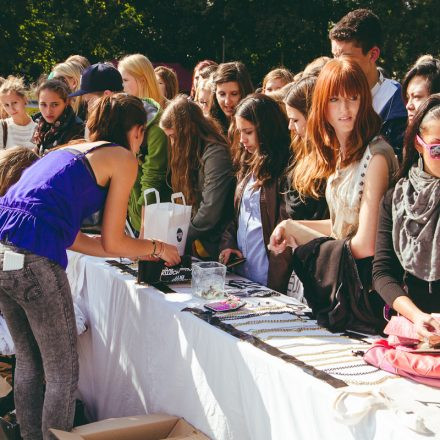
[0,94,180,439]
[219,93,292,293]
[373,94,440,340]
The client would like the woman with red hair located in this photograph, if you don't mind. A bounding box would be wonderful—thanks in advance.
[270,57,398,332]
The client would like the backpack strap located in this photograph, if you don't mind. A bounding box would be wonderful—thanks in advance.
[1,120,8,149]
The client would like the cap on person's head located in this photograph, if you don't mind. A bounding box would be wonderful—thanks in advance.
[69,63,123,97]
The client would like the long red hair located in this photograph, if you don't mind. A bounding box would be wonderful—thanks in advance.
[295,57,381,197]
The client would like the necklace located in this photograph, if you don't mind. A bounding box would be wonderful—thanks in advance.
[233,317,306,327]
[250,326,323,336]
[323,364,380,376]
[293,345,367,357]
[220,310,298,321]
[345,375,398,386]
[310,357,364,368]
[262,333,345,341]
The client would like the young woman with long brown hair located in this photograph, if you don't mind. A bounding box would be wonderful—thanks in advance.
[270,58,398,331]
[0,94,180,439]
[219,93,292,292]
[160,95,235,258]
[210,61,254,135]
[284,75,328,221]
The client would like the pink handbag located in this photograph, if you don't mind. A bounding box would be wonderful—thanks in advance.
[364,316,440,387]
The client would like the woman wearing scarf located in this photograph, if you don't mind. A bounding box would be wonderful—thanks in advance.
[373,94,440,340]
[32,79,84,155]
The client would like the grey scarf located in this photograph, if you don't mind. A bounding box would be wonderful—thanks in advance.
[392,165,440,281]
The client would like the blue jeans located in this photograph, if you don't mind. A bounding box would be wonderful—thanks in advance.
[0,244,78,440]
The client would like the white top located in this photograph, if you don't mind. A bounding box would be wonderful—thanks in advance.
[0,117,36,150]
[326,137,397,240]
[236,175,269,286]
[371,71,398,116]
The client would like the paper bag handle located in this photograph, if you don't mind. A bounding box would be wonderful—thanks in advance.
[144,188,160,206]
[171,192,187,206]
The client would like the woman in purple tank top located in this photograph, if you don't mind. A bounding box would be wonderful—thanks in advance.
[0,93,180,440]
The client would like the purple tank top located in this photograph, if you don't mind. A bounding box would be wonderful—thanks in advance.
[0,143,115,268]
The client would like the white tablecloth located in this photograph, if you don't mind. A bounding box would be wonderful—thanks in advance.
[67,252,440,440]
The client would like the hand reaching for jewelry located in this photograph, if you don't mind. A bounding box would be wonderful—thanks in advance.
[219,248,243,265]
[268,221,298,255]
[413,312,440,341]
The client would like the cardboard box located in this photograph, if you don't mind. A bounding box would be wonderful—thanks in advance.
[50,414,209,440]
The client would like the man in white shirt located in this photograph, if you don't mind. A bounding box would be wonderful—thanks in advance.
[330,9,407,157]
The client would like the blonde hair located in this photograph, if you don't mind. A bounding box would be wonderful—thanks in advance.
[65,54,90,70]
[262,68,294,93]
[52,61,84,114]
[0,76,28,100]
[119,54,165,107]
[194,77,214,113]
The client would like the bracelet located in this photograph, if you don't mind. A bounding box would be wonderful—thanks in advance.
[150,240,164,259]
[150,240,161,258]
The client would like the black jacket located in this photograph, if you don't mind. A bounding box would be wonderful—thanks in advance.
[292,237,386,334]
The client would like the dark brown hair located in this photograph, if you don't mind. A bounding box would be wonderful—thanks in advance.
[87,93,147,150]
[285,75,317,119]
[36,79,70,102]
[210,61,254,132]
[233,93,290,188]
[400,93,440,178]
[329,9,382,53]
[0,147,39,196]
[402,58,440,103]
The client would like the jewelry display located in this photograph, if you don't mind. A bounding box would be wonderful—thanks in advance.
[250,326,324,336]
[344,375,399,386]
[293,345,367,357]
[221,311,300,321]
[233,317,306,327]
[309,357,365,368]
[323,363,380,375]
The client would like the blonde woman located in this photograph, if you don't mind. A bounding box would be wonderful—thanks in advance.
[262,68,294,94]
[118,54,169,233]
[52,61,87,119]
[195,77,214,117]
[0,76,36,149]
[118,53,166,108]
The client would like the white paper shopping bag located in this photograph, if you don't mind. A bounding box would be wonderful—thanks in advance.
[143,189,192,256]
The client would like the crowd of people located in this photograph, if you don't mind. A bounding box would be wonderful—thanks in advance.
[0,7,438,440]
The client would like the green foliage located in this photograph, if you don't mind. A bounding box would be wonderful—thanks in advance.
[0,0,439,88]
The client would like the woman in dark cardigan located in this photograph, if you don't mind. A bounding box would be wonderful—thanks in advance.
[373,94,440,340]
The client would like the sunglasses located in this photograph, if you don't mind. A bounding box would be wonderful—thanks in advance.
[416,134,440,159]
